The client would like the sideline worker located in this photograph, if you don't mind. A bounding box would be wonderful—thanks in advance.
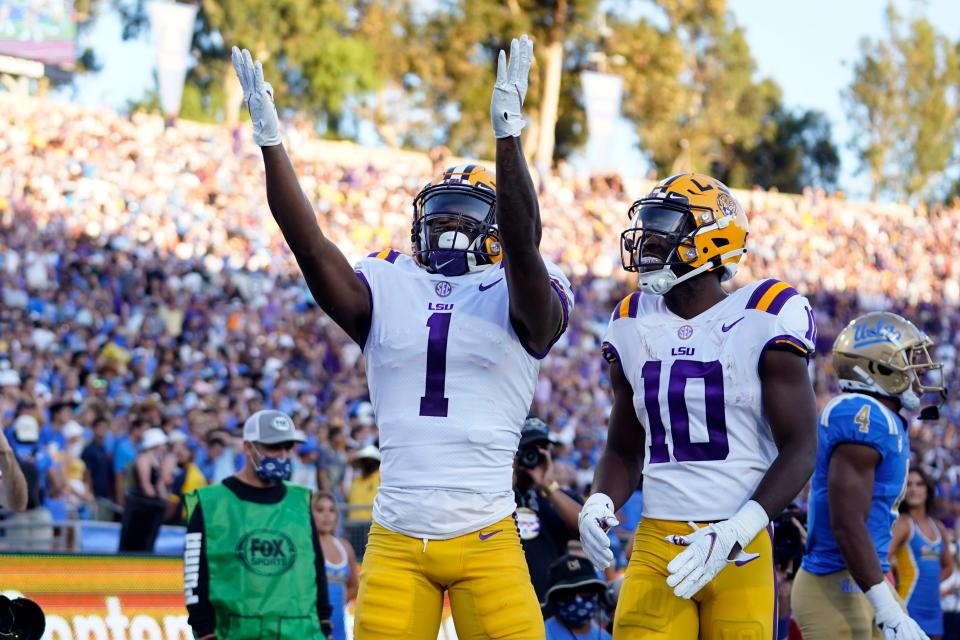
[184,410,332,639]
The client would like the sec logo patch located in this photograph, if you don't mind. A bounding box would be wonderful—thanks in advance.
[235,529,297,576]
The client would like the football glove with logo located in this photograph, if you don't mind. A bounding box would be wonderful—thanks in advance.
[866,582,930,640]
[490,34,532,139]
[665,500,767,599]
[231,46,282,147]
[578,493,618,570]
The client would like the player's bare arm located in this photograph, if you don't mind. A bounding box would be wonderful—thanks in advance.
[232,47,371,346]
[591,361,645,510]
[491,36,564,354]
[750,348,818,523]
[827,442,885,590]
[579,360,645,569]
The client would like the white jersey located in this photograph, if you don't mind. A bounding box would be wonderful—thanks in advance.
[602,278,817,521]
[354,249,573,539]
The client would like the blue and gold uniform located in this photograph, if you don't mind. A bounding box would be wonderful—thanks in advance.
[793,393,909,640]
[894,517,945,637]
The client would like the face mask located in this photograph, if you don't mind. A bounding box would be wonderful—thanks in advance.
[252,445,292,483]
[428,229,471,277]
[556,593,598,628]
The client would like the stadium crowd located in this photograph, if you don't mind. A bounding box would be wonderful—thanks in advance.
[1,94,960,557]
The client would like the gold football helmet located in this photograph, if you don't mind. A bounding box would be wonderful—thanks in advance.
[411,164,500,276]
[833,311,945,416]
[620,173,749,295]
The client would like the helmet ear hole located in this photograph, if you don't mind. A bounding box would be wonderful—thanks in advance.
[877,364,893,376]
[712,238,729,248]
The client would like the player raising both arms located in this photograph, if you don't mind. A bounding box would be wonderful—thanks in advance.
[232,35,572,640]
[793,312,945,640]
[578,174,819,638]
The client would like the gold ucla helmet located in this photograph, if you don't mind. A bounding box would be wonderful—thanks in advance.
[833,311,945,416]
[411,164,501,277]
[621,173,749,295]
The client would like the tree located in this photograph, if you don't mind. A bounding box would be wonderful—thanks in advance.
[719,106,839,193]
[102,0,382,132]
[607,0,780,179]
[846,4,959,200]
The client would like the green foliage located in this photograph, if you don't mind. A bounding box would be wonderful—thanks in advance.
[717,106,839,193]
[609,0,781,180]
[846,4,960,200]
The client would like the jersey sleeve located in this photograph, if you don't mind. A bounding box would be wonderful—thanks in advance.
[820,396,899,457]
[601,292,641,365]
[746,280,817,359]
[544,259,575,341]
[353,249,403,325]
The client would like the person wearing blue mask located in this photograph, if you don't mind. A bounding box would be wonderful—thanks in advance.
[543,554,612,640]
[183,409,333,639]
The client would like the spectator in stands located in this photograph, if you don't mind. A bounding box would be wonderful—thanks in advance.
[60,421,93,518]
[113,417,147,505]
[166,430,206,525]
[542,554,611,640]
[346,445,380,522]
[81,415,115,520]
[118,427,169,551]
[312,491,359,640]
[514,417,583,606]
[4,414,54,549]
[0,425,27,512]
[291,437,321,492]
[321,425,349,499]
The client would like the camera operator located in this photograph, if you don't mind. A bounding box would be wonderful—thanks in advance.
[514,417,584,606]
[774,504,807,640]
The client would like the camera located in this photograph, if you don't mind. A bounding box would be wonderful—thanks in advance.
[0,596,45,640]
[518,445,544,469]
[773,505,806,579]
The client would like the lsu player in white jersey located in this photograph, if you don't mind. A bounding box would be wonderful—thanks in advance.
[578,173,819,639]
[232,36,572,639]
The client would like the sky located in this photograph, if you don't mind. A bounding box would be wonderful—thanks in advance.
[64,0,960,199]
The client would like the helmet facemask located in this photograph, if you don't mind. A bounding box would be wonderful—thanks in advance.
[621,199,705,295]
[412,190,498,277]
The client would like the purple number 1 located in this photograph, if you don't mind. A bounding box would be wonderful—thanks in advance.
[419,312,452,417]
[641,359,729,463]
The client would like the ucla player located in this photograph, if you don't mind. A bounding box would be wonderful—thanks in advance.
[890,467,953,639]
[793,312,946,640]
[232,35,572,640]
[578,173,819,639]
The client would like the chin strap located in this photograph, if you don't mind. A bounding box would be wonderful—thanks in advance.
[638,248,745,295]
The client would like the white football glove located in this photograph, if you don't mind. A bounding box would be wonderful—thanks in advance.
[490,34,532,139]
[665,500,767,599]
[578,493,618,570]
[231,46,282,147]
[866,582,930,640]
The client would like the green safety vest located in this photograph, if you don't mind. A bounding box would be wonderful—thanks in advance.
[185,482,322,639]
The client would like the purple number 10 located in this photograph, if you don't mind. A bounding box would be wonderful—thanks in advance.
[419,312,451,417]
[641,359,729,463]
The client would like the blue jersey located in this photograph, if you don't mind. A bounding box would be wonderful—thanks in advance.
[895,517,944,636]
[802,393,909,575]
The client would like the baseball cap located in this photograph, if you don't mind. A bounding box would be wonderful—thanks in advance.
[62,421,84,440]
[353,444,381,462]
[542,554,607,605]
[13,415,39,443]
[140,428,168,451]
[242,410,306,445]
[519,416,554,449]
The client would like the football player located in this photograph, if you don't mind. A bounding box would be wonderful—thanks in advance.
[793,312,944,640]
[232,35,571,640]
[578,173,818,638]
